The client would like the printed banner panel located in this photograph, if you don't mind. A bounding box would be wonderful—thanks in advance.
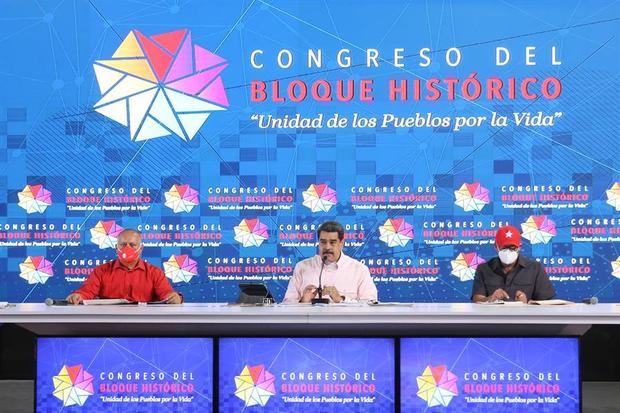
[219,337,395,412]
[401,337,579,412]
[36,337,213,412]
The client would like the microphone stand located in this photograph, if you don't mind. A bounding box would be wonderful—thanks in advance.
[312,254,329,305]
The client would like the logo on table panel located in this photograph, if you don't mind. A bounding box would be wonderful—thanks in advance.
[164,184,199,213]
[90,220,124,249]
[379,218,413,247]
[417,365,458,407]
[450,252,486,282]
[454,182,490,212]
[611,256,620,279]
[19,256,54,284]
[234,364,276,407]
[164,254,198,283]
[234,218,268,247]
[302,183,337,212]
[52,364,94,407]
[521,215,557,244]
[17,184,52,214]
[93,29,229,142]
[606,182,620,211]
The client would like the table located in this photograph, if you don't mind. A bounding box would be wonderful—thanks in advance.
[1,302,618,336]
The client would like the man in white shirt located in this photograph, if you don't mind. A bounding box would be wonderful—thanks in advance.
[283,221,378,303]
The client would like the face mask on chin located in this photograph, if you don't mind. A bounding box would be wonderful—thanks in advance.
[117,245,140,264]
[498,249,518,265]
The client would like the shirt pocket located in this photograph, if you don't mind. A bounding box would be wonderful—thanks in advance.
[511,273,536,287]
[483,278,505,295]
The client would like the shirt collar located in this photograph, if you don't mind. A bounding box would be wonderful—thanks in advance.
[113,259,146,272]
[319,252,347,269]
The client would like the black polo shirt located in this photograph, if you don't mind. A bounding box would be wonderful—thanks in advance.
[471,255,555,301]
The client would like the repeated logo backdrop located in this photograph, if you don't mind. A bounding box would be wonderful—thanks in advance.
[37,337,213,411]
[0,1,618,302]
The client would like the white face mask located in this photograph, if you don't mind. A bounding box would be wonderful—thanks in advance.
[498,249,518,265]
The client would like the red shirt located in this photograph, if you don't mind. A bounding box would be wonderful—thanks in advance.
[73,259,176,302]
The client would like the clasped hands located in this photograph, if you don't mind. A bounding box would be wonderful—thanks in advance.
[300,285,343,303]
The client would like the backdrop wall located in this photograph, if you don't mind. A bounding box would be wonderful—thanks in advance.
[0,0,618,303]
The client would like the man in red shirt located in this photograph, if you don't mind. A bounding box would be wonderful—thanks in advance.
[66,229,183,304]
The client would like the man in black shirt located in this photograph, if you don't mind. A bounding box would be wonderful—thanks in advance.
[471,225,555,303]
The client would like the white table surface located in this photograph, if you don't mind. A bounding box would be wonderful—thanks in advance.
[0,302,618,324]
[1,303,618,336]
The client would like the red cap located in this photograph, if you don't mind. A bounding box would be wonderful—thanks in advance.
[495,225,521,249]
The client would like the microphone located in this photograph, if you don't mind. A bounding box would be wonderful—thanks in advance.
[582,297,598,305]
[312,254,329,305]
[45,298,70,306]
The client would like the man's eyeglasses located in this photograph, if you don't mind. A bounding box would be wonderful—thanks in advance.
[117,242,141,248]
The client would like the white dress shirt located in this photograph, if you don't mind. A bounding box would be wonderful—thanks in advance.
[282,253,378,303]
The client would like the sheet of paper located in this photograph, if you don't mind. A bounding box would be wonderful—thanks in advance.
[475,300,525,306]
[367,302,414,307]
[82,298,133,305]
[529,299,575,305]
